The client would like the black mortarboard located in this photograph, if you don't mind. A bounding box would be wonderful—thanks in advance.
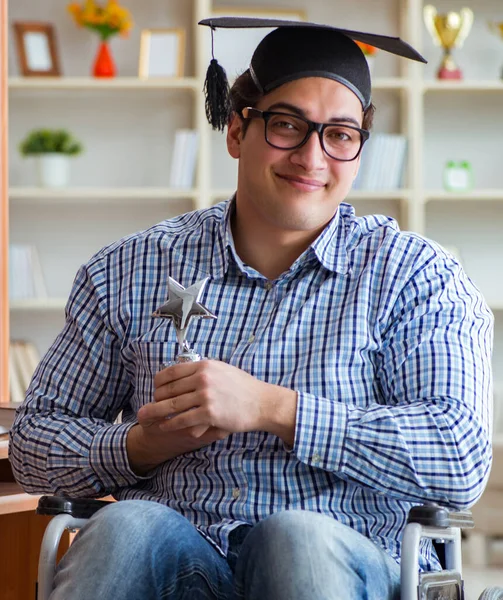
[199,17,426,131]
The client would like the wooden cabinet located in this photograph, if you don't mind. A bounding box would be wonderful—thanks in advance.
[0,440,71,599]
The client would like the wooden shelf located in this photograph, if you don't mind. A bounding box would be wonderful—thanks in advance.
[211,189,411,202]
[7,76,408,94]
[423,80,503,93]
[10,298,67,310]
[425,190,503,203]
[349,190,411,201]
[0,483,40,515]
[8,76,200,91]
[9,187,199,203]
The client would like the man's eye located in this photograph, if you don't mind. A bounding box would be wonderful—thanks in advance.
[272,119,297,130]
[326,128,353,142]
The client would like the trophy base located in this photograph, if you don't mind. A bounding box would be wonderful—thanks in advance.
[161,349,202,369]
[437,66,463,80]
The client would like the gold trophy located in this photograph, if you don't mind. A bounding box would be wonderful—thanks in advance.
[488,21,503,79]
[424,5,474,80]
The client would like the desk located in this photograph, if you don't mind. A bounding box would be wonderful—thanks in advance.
[0,438,69,600]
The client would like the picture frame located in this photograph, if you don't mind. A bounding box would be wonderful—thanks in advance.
[207,7,307,80]
[13,22,61,77]
[138,28,186,78]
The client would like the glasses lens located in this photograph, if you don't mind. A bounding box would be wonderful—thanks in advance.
[265,114,309,149]
[265,113,362,161]
[323,126,362,161]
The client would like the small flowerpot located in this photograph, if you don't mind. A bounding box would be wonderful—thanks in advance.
[37,154,71,188]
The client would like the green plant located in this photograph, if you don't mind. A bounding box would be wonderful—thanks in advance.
[19,129,83,156]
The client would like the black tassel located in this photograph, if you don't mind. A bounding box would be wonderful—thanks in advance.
[203,58,232,132]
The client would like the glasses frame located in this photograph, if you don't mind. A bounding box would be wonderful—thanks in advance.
[241,107,370,162]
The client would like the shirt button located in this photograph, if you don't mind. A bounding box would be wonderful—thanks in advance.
[232,487,240,499]
[247,334,255,344]
[312,453,322,465]
[264,281,273,291]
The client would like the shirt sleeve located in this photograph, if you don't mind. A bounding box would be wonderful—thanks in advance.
[9,260,148,497]
[293,253,494,509]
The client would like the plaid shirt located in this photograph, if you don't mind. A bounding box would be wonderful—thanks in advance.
[10,200,493,570]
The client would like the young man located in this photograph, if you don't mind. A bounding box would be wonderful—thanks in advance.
[10,19,493,600]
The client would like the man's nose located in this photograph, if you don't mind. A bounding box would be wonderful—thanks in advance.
[289,130,328,170]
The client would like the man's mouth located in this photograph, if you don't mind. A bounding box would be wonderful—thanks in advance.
[275,173,327,191]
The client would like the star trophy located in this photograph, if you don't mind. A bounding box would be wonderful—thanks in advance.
[423,5,474,80]
[488,21,503,79]
[152,276,216,366]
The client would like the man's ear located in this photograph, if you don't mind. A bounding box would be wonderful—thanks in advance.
[226,113,243,159]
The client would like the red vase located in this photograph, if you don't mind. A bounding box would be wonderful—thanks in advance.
[92,41,116,78]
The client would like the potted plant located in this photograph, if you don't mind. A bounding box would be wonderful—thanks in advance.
[67,0,133,77]
[19,129,83,188]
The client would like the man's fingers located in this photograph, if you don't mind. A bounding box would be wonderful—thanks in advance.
[138,393,196,423]
[153,376,196,403]
[186,424,211,438]
[153,361,199,389]
[159,407,205,432]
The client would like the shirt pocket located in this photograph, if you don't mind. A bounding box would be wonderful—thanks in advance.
[130,341,180,407]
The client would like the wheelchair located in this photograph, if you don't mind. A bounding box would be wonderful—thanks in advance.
[35,496,503,600]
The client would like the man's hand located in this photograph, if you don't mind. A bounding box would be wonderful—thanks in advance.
[138,360,297,443]
[126,419,229,476]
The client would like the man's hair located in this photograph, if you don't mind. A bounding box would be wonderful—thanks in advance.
[229,69,376,135]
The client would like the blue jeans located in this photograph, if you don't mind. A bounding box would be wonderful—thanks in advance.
[50,500,400,599]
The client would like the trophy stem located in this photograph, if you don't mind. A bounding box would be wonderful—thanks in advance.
[437,48,462,80]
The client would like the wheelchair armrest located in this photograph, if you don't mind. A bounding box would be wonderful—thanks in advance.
[407,503,474,529]
[36,495,113,519]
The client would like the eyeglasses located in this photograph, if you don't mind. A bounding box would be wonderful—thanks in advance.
[241,107,369,162]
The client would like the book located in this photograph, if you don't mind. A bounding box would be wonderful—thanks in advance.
[8,341,40,405]
[354,133,408,191]
[9,245,48,300]
[169,129,199,188]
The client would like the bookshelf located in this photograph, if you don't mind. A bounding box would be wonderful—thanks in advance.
[1,0,503,592]
[2,0,503,405]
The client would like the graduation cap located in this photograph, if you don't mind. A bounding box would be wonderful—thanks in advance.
[199,17,427,131]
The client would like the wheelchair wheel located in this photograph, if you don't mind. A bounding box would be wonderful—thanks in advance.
[478,587,503,599]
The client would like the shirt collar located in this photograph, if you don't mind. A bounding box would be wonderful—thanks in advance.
[209,196,235,280]
[210,196,352,279]
[310,204,351,275]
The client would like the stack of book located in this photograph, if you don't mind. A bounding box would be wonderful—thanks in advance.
[9,340,40,405]
[354,133,408,191]
[169,129,199,189]
[9,244,47,300]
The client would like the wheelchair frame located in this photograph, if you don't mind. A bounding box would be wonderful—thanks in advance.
[35,496,493,600]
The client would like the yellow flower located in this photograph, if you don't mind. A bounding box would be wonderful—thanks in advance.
[67,0,133,37]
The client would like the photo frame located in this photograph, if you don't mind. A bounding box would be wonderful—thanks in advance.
[13,22,61,77]
[207,7,307,80]
[139,28,186,78]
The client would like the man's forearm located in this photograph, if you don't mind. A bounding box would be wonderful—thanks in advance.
[126,424,216,476]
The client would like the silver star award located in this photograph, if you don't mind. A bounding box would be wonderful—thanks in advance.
[152,276,216,363]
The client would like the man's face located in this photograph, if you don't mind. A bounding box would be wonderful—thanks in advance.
[227,77,364,237]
